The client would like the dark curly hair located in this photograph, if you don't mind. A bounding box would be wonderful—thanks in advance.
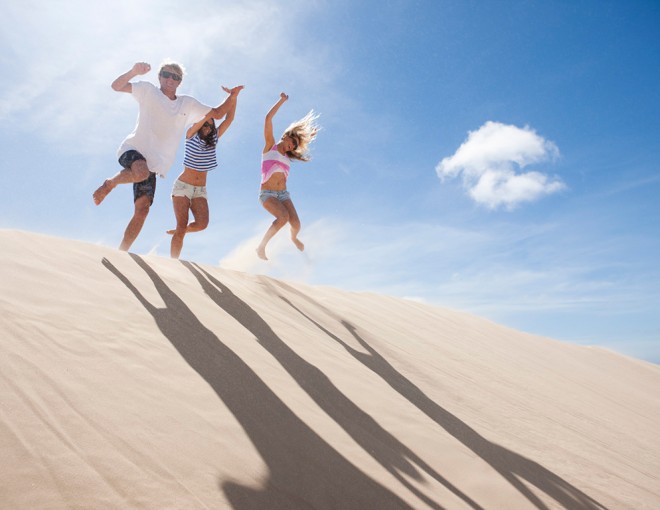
[199,120,217,149]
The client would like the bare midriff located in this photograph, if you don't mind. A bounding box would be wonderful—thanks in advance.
[178,167,208,187]
[261,172,287,191]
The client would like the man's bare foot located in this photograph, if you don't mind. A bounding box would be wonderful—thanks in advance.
[166,229,175,235]
[256,245,268,260]
[93,180,115,205]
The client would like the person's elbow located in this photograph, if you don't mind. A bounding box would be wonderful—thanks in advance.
[210,107,225,119]
[111,82,129,92]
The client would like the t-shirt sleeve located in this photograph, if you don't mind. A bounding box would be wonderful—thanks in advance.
[186,98,213,125]
[130,81,151,102]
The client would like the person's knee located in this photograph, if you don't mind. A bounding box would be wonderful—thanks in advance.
[132,162,150,182]
[273,215,289,228]
[175,213,189,229]
[134,169,150,182]
[134,201,151,220]
[193,209,209,231]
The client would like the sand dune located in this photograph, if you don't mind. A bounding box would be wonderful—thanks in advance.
[1,229,658,509]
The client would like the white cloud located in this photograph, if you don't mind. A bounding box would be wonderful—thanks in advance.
[436,121,564,210]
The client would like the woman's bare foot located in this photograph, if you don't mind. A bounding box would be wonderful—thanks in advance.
[165,229,176,235]
[256,245,268,260]
[93,180,115,205]
[292,237,305,252]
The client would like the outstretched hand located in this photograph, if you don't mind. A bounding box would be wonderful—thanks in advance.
[280,92,289,101]
[222,85,244,96]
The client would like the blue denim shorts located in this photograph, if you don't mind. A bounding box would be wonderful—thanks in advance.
[259,189,291,204]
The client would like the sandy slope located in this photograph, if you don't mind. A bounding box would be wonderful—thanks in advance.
[0,229,658,509]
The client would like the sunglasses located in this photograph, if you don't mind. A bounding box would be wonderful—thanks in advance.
[160,70,182,81]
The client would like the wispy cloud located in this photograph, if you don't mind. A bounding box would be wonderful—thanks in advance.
[436,121,565,210]
[0,0,335,155]
[216,215,659,329]
[219,218,345,283]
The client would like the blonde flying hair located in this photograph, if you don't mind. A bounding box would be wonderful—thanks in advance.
[282,110,320,162]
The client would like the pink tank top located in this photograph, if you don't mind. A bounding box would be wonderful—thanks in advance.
[261,144,291,184]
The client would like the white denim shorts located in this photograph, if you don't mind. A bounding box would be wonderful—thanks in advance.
[172,179,208,200]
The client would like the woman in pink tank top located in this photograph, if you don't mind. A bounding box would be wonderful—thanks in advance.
[257,92,319,260]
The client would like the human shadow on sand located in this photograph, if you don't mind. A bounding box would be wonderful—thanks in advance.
[184,262,483,510]
[102,254,412,510]
[269,280,609,510]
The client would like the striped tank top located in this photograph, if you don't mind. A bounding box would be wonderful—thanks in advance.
[183,132,219,172]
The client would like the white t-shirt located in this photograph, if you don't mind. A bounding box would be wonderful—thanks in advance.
[117,81,211,177]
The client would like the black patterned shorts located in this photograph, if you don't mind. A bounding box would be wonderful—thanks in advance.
[133,171,157,205]
[118,150,155,205]
[118,149,146,169]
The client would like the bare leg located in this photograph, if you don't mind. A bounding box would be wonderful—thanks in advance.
[93,160,150,205]
[119,194,151,252]
[187,197,209,233]
[282,199,304,252]
[170,196,191,259]
[166,198,208,233]
[257,198,290,260]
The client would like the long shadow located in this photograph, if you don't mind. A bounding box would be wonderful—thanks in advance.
[102,255,413,510]
[184,262,483,510]
[269,280,609,510]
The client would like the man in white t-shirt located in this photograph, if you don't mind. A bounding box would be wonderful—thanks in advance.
[93,60,242,252]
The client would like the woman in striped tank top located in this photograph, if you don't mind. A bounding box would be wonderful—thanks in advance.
[167,85,243,259]
[257,92,319,260]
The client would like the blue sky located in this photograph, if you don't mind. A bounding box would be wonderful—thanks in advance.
[1,0,659,363]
